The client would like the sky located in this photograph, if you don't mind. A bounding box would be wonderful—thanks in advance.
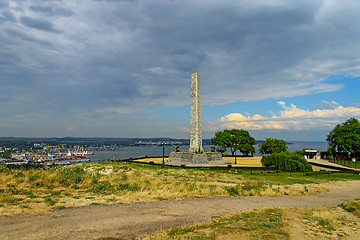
[1,0,360,141]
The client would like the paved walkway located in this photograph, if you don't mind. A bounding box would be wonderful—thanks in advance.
[307,158,358,171]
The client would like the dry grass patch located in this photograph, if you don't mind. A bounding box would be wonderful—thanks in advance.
[0,163,357,215]
[134,158,169,164]
[138,208,289,240]
[222,156,262,166]
[299,203,360,239]
[124,200,360,240]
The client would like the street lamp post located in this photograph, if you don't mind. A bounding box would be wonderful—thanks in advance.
[234,150,237,165]
[162,142,165,164]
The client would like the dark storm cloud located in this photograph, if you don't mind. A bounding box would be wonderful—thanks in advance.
[20,16,61,33]
[0,0,360,137]
[0,51,20,65]
[29,5,74,17]
[6,28,52,46]
[0,11,17,23]
[0,2,9,9]
[93,0,134,2]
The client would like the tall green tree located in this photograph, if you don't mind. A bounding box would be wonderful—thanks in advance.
[211,129,255,157]
[258,138,288,155]
[326,118,360,158]
[211,130,230,154]
[227,129,255,157]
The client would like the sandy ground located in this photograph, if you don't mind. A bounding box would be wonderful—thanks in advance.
[137,156,262,167]
[1,180,359,240]
[137,157,349,170]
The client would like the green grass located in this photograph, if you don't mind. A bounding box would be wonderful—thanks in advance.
[44,197,58,206]
[339,200,360,217]
[330,159,359,169]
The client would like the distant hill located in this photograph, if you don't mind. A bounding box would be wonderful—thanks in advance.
[0,137,189,146]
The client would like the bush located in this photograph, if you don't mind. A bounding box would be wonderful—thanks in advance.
[224,185,240,196]
[92,180,113,194]
[117,182,140,192]
[59,166,86,185]
[261,152,312,172]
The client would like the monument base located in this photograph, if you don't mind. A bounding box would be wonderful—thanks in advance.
[168,151,222,164]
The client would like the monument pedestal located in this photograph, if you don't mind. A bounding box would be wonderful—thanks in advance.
[168,151,222,164]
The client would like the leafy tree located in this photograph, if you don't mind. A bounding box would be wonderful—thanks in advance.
[211,130,230,154]
[211,129,255,158]
[326,118,360,159]
[227,129,255,157]
[258,138,288,155]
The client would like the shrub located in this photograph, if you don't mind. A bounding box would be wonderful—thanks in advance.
[44,197,57,206]
[339,201,360,217]
[28,172,42,181]
[0,165,7,172]
[59,166,86,186]
[92,180,113,194]
[261,152,312,172]
[196,147,204,154]
[224,185,240,196]
[173,145,181,152]
[117,182,140,192]
[241,181,266,193]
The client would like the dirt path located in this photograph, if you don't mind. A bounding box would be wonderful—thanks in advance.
[1,180,360,240]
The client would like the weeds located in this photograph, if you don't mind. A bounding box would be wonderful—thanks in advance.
[92,181,113,194]
[241,181,266,194]
[117,182,140,192]
[59,166,86,185]
[4,197,24,205]
[140,208,288,240]
[339,201,360,217]
[224,185,240,196]
[0,162,359,215]
[51,191,61,196]
[44,197,57,206]
[136,202,360,239]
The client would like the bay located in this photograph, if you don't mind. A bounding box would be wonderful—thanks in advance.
[89,141,328,162]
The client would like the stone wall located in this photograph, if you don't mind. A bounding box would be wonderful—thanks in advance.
[168,151,222,164]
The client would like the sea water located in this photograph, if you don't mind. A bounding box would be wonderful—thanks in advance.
[89,141,328,162]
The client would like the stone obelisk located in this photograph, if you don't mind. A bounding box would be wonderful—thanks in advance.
[189,71,202,153]
[167,72,222,164]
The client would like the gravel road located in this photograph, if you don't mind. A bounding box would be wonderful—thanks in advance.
[1,180,359,240]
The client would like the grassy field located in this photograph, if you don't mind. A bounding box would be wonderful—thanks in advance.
[1,162,359,215]
[98,199,359,240]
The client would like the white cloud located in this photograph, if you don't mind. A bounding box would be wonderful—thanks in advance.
[312,100,339,109]
[215,101,360,131]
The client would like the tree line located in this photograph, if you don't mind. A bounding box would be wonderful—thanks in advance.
[211,117,360,171]
[211,129,288,156]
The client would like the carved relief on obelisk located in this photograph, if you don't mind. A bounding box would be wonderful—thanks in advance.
[189,71,202,153]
